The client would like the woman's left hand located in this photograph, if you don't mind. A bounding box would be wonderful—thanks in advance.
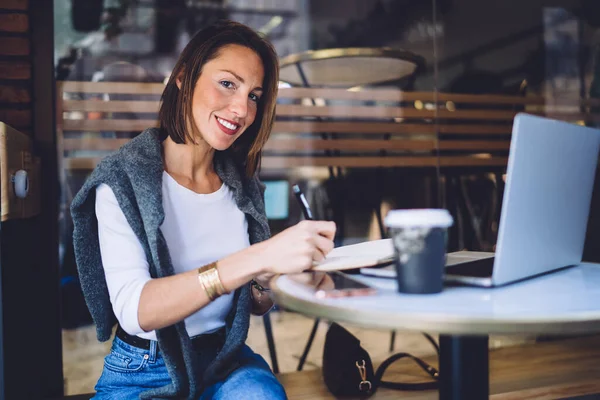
[254,271,333,291]
[287,271,334,291]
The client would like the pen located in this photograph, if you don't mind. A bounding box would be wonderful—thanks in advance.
[292,184,314,220]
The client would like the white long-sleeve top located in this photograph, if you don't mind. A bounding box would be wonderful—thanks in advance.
[95,171,250,340]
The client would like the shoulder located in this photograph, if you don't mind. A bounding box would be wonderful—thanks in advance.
[95,183,118,205]
[91,128,163,188]
[71,129,162,215]
[95,183,135,231]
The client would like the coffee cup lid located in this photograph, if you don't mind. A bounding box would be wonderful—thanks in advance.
[384,209,454,228]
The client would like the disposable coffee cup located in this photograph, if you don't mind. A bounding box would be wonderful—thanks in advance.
[384,209,453,294]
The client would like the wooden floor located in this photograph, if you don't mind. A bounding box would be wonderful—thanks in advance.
[62,310,537,396]
[278,335,600,400]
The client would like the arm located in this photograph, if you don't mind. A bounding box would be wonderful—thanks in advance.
[97,185,336,333]
[97,184,257,333]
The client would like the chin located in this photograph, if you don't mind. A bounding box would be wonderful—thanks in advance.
[213,144,233,151]
[209,138,236,151]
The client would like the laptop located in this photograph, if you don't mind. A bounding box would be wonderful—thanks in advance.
[444,113,600,287]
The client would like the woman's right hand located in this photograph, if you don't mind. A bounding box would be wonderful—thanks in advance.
[253,220,336,275]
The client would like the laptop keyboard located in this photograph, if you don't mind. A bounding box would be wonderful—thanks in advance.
[445,257,495,278]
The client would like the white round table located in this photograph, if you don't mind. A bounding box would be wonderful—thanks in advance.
[279,47,425,88]
[271,263,600,400]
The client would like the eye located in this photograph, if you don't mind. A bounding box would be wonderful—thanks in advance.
[220,80,234,89]
[249,93,260,103]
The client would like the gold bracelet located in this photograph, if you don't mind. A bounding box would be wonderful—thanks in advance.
[198,270,217,301]
[197,262,227,301]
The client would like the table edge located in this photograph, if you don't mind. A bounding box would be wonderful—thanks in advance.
[271,276,600,336]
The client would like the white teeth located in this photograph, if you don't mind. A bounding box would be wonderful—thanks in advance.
[217,117,238,131]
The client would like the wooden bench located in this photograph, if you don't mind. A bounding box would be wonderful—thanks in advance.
[57,80,600,249]
[57,81,600,173]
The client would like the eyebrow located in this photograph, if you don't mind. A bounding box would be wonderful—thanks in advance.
[220,69,263,92]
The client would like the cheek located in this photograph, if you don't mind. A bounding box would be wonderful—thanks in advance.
[246,105,258,126]
[193,87,220,117]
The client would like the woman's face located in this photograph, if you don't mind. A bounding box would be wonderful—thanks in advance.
[185,44,265,151]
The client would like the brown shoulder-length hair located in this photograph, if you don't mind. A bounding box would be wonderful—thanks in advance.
[158,20,279,177]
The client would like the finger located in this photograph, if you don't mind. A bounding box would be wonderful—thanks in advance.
[313,234,335,257]
[313,247,326,262]
[288,272,315,285]
[306,220,336,240]
[312,271,327,285]
[317,274,335,291]
[319,221,337,240]
[309,271,329,286]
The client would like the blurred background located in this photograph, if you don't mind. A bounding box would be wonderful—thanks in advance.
[7,0,600,396]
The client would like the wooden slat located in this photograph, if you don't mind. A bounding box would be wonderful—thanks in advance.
[63,100,159,113]
[263,138,437,152]
[0,13,27,32]
[62,138,130,152]
[0,36,29,56]
[278,105,599,123]
[64,157,103,170]
[0,0,28,10]
[272,121,513,135]
[0,60,30,79]
[261,156,508,169]
[61,81,165,95]
[272,121,436,134]
[437,125,512,135]
[277,105,519,120]
[278,87,546,105]
[64,155,508,170]
[63,119,158,132]
[63,119,513,136]
[0,84,30,103]
[62,101,525,120]
[262,156,440,168]
[278,88,600,107]
[439,156,508,167]
[63,137,509,154]
[439,140,511,150]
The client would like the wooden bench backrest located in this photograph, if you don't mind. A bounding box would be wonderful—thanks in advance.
[58,81,599,171]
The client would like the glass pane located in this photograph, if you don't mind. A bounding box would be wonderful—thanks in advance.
[54,0,438,395]
[432,0,600,254]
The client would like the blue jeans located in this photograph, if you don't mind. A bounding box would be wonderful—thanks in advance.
[93,336,287,400]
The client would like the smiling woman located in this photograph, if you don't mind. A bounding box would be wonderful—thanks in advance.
[70,20,336,400]
[159,21,279,178]
[182,44,265,151]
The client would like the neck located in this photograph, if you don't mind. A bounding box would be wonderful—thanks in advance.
[162,136,216,183]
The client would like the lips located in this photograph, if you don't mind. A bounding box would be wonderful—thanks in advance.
[216,116,240,136]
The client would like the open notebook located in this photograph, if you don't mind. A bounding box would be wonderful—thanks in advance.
[312,238,494,277]
[312,239,394,272]
[359,250,495,278]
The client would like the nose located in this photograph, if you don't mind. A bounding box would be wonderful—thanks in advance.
[229,92,248,119]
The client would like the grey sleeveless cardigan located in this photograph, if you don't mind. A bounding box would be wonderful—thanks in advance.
[70,128,271,399]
